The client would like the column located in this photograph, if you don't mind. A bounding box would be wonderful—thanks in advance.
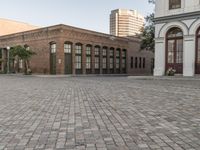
[82,45,86,74]
[154,38,165,76]
[183,36,195,76]
[72,44,76,75]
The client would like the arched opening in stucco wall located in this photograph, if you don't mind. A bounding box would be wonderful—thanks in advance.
[166,27,183,74]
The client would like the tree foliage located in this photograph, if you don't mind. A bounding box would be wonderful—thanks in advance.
[10,45,36,74]
[140,1,155,52]
[10,45,36,60]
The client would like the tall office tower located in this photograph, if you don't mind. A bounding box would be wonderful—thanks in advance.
[110,9,144,37]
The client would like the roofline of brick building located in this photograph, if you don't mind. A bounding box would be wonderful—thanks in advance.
[0,24,141,43]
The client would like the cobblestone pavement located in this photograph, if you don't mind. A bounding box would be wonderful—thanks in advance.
[0,75,200,150]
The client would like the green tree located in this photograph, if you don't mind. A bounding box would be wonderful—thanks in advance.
[140,1,155,52]
[140,13,155,52]
[10,45,36,74]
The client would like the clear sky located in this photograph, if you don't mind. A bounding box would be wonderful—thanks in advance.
[0,0,154,34]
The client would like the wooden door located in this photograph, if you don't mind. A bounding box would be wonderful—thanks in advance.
[50,53,56,74]
[65,53,72,74]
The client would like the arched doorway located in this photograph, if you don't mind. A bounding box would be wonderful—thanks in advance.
[64,42,72,74]
[196,27,200,74]
[166,27,183,74]
[50,42,56,74]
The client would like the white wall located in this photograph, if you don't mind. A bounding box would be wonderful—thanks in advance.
[154,0,200,76]
[183,36,195,76]
[154,38,165,76]
[154,19,200,76]
[155,0,200,18]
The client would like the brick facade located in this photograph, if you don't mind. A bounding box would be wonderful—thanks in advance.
[0,24,154,75]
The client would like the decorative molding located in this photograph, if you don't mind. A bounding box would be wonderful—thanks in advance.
[157,21,189,38]
[154,11,200,24]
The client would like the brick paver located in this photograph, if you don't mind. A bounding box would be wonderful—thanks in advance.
[0,75,200,150]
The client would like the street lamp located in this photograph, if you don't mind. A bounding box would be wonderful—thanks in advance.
[7,46,10,74]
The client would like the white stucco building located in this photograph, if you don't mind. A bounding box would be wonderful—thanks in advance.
[154,0,200,76]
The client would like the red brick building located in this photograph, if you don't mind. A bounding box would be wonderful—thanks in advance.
[0,24,153,75]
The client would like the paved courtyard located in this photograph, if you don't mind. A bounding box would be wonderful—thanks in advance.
[0,75,200,150]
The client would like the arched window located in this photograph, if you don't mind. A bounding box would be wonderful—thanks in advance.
[64,42,72,54]
[166,27,183,73]
[109,48,114,73]
[86,44,92,55]
[195,27,200,74]
[75,43,82,74]
[167,28,183,38]
[94,46,100,74]
[102,47,107,74]
[50,42,56,54]
[64,42,72,74]
[86,44,92,74]
[116,48,120,71]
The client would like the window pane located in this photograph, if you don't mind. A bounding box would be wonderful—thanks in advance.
[168,40,175,63]
[110,49,114,56]
[75,56,82,69]
[176,39,183,63]
[51,44,56,53]
[198,38,200,63]
[169,0,181,9]
[103,49,107,56]
[167,28,183,38]
[139,57,142,68]
[110,58,113,68]
[95,47,100,55]
[64,44,71,53]
[135,57,138,68]
[86,46,91,55]
[116,58,120,69]
[95,57,99,69]
[103,58,107,69]
[143,58,146,68]
[122,59,126,68]
[122,50,126,57]
[116,50,120,57]
[76,45,82,54]
[86,56,91,69]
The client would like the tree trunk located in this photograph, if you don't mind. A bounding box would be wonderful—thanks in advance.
[24,60,27,74]
[24,60,30,75]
